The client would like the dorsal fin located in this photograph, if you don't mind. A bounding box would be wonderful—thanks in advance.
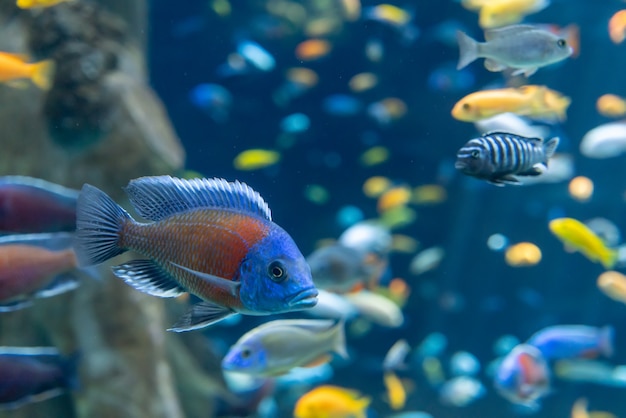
[124,176,271,221]
[484,25,536,41]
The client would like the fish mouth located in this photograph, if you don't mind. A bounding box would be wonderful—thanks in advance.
[288,287,319,309]
[454,161,466,169]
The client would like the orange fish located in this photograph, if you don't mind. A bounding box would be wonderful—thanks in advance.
[0,52,54,90]
[0,233,82,311]
[452,85,570,122]
[609,10,626,44]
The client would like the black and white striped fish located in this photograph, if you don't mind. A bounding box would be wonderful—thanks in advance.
[455,132,559,186]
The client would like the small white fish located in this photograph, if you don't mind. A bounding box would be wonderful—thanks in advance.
[383,339,411,371]
[580,121,626,158]
[457,25,573,77]
[345,290,404,328]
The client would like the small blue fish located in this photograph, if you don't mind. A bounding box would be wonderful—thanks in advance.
[455,131,559,186]
[494,344,549,408]
[189,83,233,123]
[0,347,78,410]
[526,325,614,360]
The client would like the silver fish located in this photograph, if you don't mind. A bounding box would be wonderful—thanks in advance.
[456,25,572,77]
[221,319,347,377]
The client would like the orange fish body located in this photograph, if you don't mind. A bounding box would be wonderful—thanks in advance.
[0,245,75,300]
[121,210,271,310]
[0,233,82,310]
[0,53,55,90]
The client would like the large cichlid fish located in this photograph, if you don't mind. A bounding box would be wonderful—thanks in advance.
[74,176,318,331]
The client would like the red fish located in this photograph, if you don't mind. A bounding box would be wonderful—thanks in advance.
[75,176,318,331]
[0,233,82,311]
[0,176,78,233]
[0,346,78,410]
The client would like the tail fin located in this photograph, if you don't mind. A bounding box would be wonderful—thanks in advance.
[555,95,572,121]
[542,137,560,164]
[599,325,614,358]
[74,184,131,267]
[30,59,55,91]
[456,31,479,70]
[60,351,81,392]
[332,320,349,359]
[601,248,618,270]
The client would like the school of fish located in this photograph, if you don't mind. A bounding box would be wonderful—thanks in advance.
[1,0,626,417]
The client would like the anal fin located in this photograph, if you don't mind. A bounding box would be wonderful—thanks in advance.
[0,298,33,312]
[112,259,186,297]
[34,273,80,298]
[517,165,544,177]
[167,301,235,332]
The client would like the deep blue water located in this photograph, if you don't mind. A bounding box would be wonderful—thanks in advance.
[148,1,626,417]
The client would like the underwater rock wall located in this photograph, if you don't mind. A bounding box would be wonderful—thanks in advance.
[0,1,203,417]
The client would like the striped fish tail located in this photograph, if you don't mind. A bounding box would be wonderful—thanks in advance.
[74,184,132,267]
[542,137,560,164]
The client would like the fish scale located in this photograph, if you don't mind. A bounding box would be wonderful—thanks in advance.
[122,209,270,307]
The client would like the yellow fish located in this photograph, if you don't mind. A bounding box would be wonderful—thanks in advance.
[549,218,618,269]
[452,85,570,122]
[293,385,371,418]
[0,52,55,90]
[16,0,74,9]
[478,0,549,29]
[233,149,280,171]
[383,371,406,410]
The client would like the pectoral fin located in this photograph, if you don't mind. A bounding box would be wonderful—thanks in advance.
[170,262,240,297]
[484,59,506,72]
[167,301,236,332]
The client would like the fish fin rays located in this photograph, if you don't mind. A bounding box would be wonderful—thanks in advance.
[168,301,236,332]
[543,137,560,160]
[75,184,130,266]
[456,30,479,70]
[125,176,271,221]
[170,261,240,297]
[112,260,186,297]
[484,24,537,41]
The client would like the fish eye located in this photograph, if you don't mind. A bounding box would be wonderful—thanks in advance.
[557,39,567,48]
[470,150,480,158]
[241,348,251,359]
[268,260,286,282]
[462,102,471,110]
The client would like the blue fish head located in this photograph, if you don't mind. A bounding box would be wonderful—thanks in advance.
[455,142,493,177]
[238,224,318,313]
[222,338,267,374]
